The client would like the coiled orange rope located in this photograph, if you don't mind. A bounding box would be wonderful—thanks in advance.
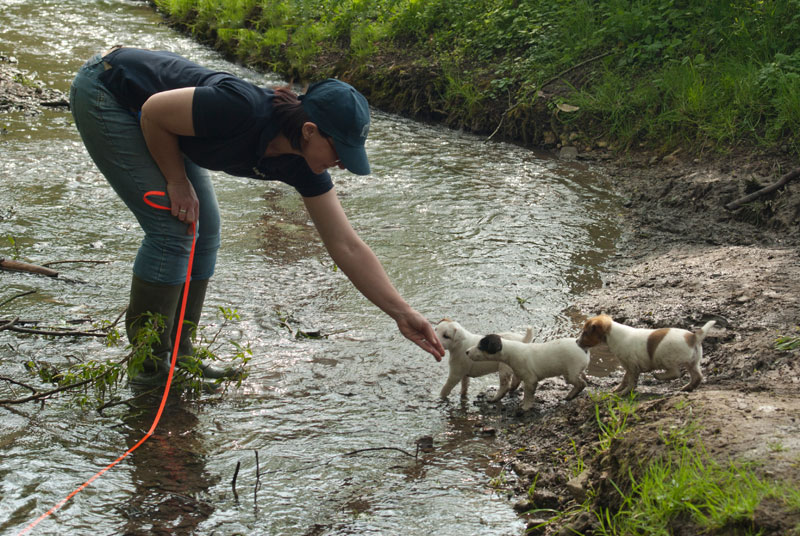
[17,191,196,535]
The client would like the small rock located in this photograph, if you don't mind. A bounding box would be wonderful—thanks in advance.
[559,146,578,160]
[566,469,590,502]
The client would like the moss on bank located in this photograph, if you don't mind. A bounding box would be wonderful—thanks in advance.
[151,0,800,158]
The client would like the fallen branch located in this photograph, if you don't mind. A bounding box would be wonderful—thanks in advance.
[0,317,20,331]
[0,258,58,277]
[0,323,110,338]
[0,352,131,405]
[0,373,95,404]
[725,167,800,211]
[0,290,36,309]
[232,460,241,502]
[41,259,111,267]
[345,446,417,458]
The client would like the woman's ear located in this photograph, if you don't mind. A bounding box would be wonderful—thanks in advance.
[302,122,319,141]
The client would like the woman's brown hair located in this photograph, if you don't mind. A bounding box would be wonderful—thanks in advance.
[272,85,330,150]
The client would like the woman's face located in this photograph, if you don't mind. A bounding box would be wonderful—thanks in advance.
[302,122,345,174]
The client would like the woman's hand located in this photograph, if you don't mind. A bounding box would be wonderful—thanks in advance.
[395,309,445,361]
[166,177,199,224]
[139,87,198,228]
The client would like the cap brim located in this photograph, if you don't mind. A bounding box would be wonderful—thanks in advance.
[333,139,370,175]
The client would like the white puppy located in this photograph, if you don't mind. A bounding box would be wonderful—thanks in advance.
[466,334,590,411]
[434,319,532,401]
[577,314,715,395]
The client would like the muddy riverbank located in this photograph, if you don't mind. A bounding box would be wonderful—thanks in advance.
[489,150,800,534]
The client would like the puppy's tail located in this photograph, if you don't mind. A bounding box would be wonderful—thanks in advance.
[693,320,716,346]
[522,326,534,343]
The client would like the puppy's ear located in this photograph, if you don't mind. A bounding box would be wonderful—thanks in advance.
[478,334,503,354]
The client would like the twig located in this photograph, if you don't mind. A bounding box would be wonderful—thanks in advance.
[485,50,615,142]
[41,259,111,267]
[95,387,161,415]
[724,167,800,211]
[1,325,109,337]
[0,352,131,405]
[0,375,37,394]
[232,461,241,502]
[0,290,36,309]
[0,317,20,331]
[254,450,260,512]
[345,446,417,458]
[0,374,95,404]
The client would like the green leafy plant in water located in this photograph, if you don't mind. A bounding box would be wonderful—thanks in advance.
[19,308,250,409]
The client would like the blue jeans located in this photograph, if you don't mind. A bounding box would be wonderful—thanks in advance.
[69,53,220,285]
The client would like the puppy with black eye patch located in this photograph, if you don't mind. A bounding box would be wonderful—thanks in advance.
[434,319,532,401]
[465,334,590,411]
[577,314,716,396]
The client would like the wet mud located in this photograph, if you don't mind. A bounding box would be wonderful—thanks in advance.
[491,151,800,534]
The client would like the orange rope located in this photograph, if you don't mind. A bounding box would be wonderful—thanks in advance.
[17,191,196,535]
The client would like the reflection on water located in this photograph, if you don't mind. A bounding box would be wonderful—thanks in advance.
[120,401,216,535]
[0,1,622,534]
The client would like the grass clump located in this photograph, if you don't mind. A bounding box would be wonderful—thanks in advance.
[593,429,800,535]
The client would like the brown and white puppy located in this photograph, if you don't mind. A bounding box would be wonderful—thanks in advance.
[434,319,532,401]
[577,314,716,395]
[465,335,590,411]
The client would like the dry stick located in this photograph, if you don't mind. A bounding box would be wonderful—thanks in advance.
[345,446,417,458]
[0,375,37,394]
[724,167,800,211]
[254,450,260,511]
[485,50,615,142]
[1,324,109,337]
[40,259,111,267]
[0,290,36,309]
[231,461,241,502]
[0,317,20,332]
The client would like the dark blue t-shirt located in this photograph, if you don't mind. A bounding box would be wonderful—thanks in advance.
[98,48,333,197]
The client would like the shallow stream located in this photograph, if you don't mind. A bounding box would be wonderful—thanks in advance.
[0,1,621,534]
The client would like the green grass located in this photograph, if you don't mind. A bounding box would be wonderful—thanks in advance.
[153,0,800,156]
[526,394,800,535]
[593,433,800,536]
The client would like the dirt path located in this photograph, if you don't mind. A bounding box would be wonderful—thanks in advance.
[490,151,800,534]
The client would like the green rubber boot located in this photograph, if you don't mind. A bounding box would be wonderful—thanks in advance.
[125,274,183,386]
[171,279,238,380]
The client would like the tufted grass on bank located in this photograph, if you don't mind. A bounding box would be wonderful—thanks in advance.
[152,0,800,156]
[537,395,800,535]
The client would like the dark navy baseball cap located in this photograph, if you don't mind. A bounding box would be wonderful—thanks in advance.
[299,79,371,175]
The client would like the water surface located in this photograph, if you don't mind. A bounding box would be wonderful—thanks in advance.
[0,1,621,534]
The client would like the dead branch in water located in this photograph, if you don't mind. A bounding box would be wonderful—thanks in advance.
[0,290,36,309]
[1,257,59,277]
[0,322,110,337]
[232,460,241,502]
[41,259,111,267]
[0,307,125,338]
[345,446,418,458]
[725,167,800,211]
